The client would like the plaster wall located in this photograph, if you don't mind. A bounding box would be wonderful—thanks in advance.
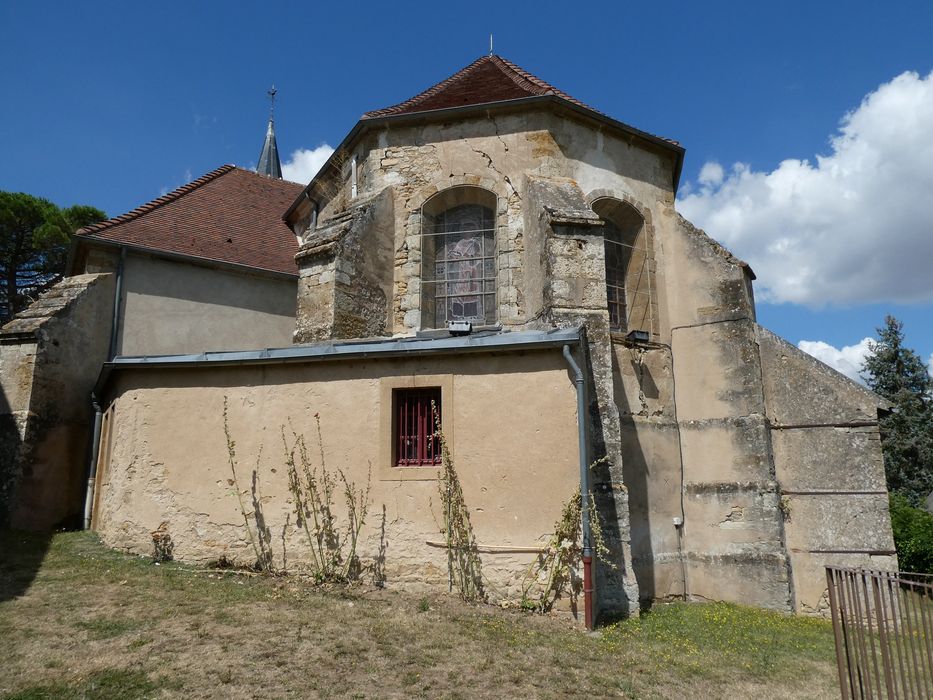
[93,350,584,609]
[118,254,297,355]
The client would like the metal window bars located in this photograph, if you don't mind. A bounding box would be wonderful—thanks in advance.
[604,229,654,336]
[395,388,442,467]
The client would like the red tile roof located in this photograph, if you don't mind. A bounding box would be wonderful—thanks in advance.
[362,55,679,147]
[363,55,597,118]
[76,166,304,276]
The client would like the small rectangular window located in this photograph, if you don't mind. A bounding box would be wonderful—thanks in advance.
[394,388,442,467]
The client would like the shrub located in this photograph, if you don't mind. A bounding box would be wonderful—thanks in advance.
[889,492,933,574]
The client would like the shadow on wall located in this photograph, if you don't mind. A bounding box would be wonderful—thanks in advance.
[578,340,635,618]
[0,389,52,602]
[0,529,52,603]
[0,385,21,528]
[610,347,656,608]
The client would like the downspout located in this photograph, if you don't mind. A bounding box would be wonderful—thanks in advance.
[83,394,102,529]
[108,247,126,361]
[84,246,124,529]
[563,343,594,630]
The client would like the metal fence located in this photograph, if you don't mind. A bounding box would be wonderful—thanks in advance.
[827,566,933,698]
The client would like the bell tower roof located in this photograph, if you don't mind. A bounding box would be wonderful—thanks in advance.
[257,85,282,179]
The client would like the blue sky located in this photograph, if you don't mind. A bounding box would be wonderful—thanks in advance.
[2,1,931,375]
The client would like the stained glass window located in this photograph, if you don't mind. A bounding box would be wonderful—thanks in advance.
[422,202,496,327]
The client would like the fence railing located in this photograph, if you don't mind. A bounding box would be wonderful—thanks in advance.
[826,566,933,698]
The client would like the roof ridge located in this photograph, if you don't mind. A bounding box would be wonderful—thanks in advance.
[77,164,237,236]
[494,55,597,112]
[361,54,603,120]
[362,56,491,119]
[491,55,553,96]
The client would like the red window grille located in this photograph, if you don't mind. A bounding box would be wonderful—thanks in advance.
[394,388,442,467]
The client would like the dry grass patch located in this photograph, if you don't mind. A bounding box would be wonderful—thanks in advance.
[1,531,840,699]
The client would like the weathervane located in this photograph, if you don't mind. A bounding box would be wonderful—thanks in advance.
[267,84,277,121]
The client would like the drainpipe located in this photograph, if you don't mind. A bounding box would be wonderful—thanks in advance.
[84,246,124,530]
[108,247,126,361]
[83,394,103,529]
[563,343,594,630]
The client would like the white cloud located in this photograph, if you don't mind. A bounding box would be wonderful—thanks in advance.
[698,161,724,187]
[797,337,873,384]
[678,70,933,306]
[281,144,335,185]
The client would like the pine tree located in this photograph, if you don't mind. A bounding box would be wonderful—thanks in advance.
[862,315,933,505]
[0,192,105,322]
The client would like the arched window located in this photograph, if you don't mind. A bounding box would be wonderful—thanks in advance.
[421,187,497,329]
[592,198,649,334]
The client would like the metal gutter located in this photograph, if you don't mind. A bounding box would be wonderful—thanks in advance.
[283,95,686,220]
[94,327,583,398]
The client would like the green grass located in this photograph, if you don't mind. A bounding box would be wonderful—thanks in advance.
[603,600,834,678]
[0,531,841,699]
[5,668,156,700]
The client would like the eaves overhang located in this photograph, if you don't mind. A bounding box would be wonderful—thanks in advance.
[283,95,686,221]
[93,326,583,399]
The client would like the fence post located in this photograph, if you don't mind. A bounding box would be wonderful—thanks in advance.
[827,568,853,700]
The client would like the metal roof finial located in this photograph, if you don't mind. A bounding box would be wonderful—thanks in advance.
[489,34,493,56]
[267,84,277,121]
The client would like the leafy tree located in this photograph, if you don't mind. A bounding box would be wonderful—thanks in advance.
[862,315,933,505]
[0,192,105,322]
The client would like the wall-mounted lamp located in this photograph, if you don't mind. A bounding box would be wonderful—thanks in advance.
[448,321,472,337]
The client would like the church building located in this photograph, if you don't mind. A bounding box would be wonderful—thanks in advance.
[0,55,896,624]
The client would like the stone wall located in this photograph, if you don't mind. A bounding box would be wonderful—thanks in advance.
[518,174,641,616]
[0,273,114,529]
[613,343,684,603]
[758,327,896,613]
[294,189,394,343]
[295,109,675,340]
[664,215,792,610]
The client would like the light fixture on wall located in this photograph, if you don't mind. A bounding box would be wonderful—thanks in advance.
[448,321,473,336]
[625,329,650,344]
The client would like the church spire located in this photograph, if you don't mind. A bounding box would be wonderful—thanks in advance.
[257,85,282,179]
